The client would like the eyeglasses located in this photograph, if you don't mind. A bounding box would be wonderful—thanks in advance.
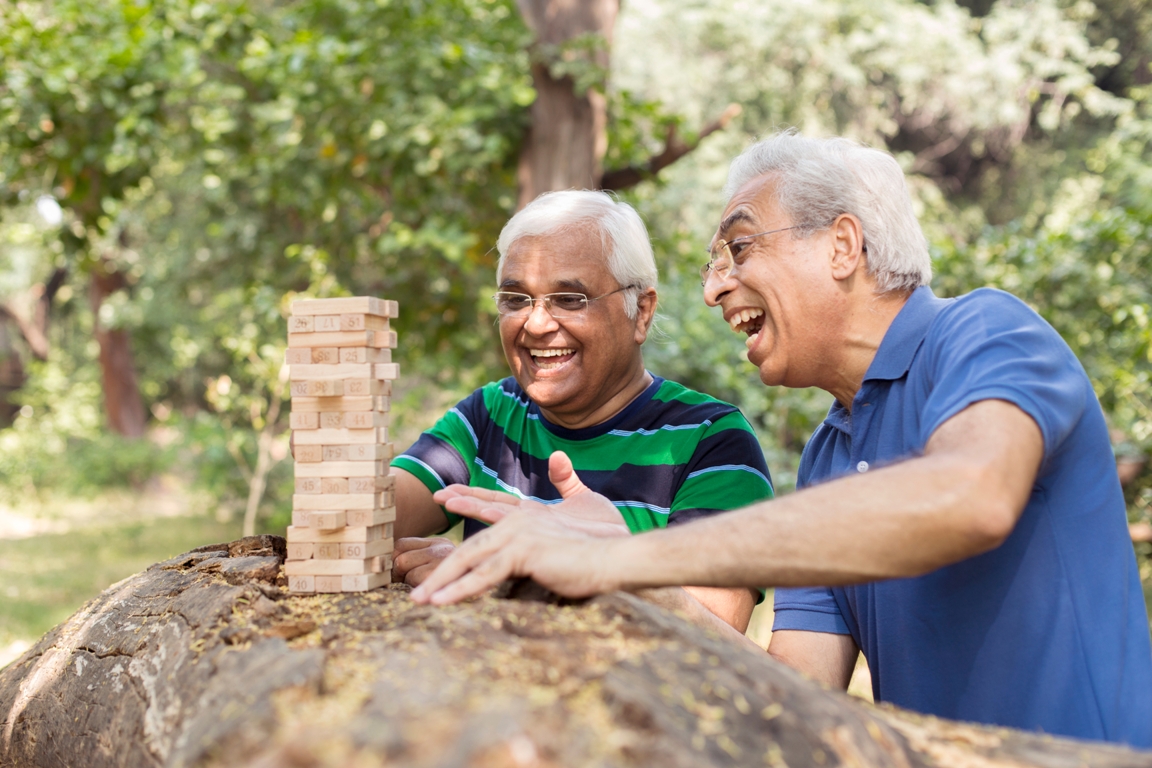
[493,286,637,318]
[699,226,800,286]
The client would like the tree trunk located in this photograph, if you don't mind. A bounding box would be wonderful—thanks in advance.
[89,265,147,438]
[1,536,1147,768]
[515,0,618,207]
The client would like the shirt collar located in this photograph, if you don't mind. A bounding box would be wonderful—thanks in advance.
[862,285,951,382]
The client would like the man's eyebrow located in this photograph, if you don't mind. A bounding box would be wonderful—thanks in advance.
[553,278,589,293]
[498,279,525,290]
[718,210,755,238]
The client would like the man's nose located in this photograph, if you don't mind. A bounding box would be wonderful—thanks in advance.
[702,270,736,307]
[523,300,559,334]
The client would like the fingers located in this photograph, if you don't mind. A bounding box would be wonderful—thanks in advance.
[548,451,591,498]
[393,537,455,580]
[433,485,523,506]
[393,536,437,554]
[410,519,525,603]
[441,495,514,524]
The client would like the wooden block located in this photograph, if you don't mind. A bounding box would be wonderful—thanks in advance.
[344,411,389,429]
[291,427,386,445]
[338,347,391,364]
[340,572,390,592]
[288,330,391,349]
[294,460,387,477]
[290,412,319,430]
[348,475,394,493]
[288,574,316,593]
[292,396,389,413]
[315,575,344,593]
[322,443,393,462]
[287,524,385,543]
[287,315,314,333]
[290,379,343,397]
[321,477,349,494]
[339,538,393,559]
[341,379,391,396]
[311,347,339,364]
[291,297,397,318]
[286,542,314,561]
[314,315,341,332]
[339,314,390,332]
[319,412,345,429]
[289,363,399,381]
[295,477,322,494]
[284,557,381,576]
[315,542,341,560]
[293,493,389,511]
[294,445,324,463]
[307,510,346,529]
[346,507,397,527]
[285,348,312,364]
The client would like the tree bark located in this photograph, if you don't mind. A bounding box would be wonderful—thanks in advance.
[89,264,147,438]
[515,0,618,207]
[1,536,1147,768]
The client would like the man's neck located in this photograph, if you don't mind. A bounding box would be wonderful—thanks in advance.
[538,364,654,431]
[825,290,911,412]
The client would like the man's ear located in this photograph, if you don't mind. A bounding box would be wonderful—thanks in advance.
[633,288,658,344]
[829,214,866,281]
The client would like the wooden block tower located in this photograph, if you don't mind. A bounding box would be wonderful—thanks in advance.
[283,296,399,594]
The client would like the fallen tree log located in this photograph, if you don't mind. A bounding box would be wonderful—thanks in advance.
[0,536,1147,767]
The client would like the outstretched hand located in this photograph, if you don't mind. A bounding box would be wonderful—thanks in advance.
[432,451,629,537]
[412,451,631,604]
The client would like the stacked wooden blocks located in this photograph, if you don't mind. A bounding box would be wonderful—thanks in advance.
[284,296,399,594]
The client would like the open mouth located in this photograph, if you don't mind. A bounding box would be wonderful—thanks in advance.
[728,309,765,348]
[528,347,576,370]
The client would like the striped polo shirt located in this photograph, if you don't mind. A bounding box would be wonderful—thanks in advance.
[392,375,774,537]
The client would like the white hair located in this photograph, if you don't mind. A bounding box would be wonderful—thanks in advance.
[496,190,658,318]
[724,131,931,293]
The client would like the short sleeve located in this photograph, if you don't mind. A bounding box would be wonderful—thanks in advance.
[391,387,488,527]
[919,289,1087,460]
[773,586,852,635]
[668,410,774,526]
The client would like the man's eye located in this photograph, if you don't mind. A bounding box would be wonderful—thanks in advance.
[729,241,750,261]
[551,294,587,311]
[499,295,531,310]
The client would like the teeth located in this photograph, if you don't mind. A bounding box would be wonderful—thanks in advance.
[529,348,575,358]
[728,308,764,330]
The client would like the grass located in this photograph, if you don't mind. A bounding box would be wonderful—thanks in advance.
[0,515,242,649]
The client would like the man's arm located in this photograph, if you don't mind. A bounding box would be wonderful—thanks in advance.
[768,630,858,690]
[682,586,758,634]
[411,398,1044,603]
[393,468,449,539]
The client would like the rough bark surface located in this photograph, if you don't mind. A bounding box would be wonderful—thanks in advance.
[1,536,1147,768]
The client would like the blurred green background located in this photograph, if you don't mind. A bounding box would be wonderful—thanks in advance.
[2,0,1151,676]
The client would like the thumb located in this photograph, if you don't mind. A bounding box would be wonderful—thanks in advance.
[548,451,590,498]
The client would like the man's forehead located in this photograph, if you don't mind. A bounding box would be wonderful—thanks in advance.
[715,175,781,237]
[500,230,610,289]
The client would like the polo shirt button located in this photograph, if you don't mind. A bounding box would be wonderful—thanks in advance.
[857,461,869,473]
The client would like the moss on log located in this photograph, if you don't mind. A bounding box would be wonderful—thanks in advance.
[0,536,1147,767]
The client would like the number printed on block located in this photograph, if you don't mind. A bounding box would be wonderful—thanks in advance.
[321,477,349,494]
[319,412,344,429]
[307,511,346,529]
[314,315,341,332]
[315,575,343,593]
[339,347,391,364]
[288,575,316,593]
[290,412,319,430]
[295,445,323,463]
[285,348,312,364]
[295,477,322,494]
[286,542,314,560]
[311,347,339,364]
[288,316,314,333]
[315,542,341,560]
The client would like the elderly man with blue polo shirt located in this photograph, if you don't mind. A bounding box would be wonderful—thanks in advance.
[413,131,1152,748]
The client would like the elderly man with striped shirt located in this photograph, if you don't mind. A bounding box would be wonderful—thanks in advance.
[389,189,773,632]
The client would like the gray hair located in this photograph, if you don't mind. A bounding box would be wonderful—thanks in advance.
[496,190,658,318]
[724,131,931,293]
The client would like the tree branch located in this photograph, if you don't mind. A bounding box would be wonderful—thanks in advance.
[599,103,742,192]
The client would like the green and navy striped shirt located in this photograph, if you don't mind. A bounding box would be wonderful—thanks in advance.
[392,375,774,538]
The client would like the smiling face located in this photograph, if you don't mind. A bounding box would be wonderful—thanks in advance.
[498,225,656,429]
[703,174,845,390]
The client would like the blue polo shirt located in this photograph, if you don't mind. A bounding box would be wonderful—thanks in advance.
[773,286,1152,747]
